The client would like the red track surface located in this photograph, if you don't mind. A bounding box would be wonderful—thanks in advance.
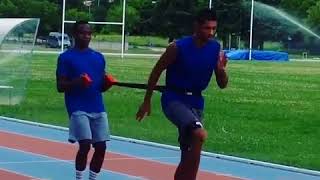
[0,168,39,180]
[0,131,243,180]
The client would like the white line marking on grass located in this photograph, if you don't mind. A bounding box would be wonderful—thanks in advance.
[0,85,13,89]
[291,59,320,62]
[32,50,162,58]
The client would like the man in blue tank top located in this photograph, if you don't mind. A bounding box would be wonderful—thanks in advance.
[56,21,112,180]
[136,9,228,180]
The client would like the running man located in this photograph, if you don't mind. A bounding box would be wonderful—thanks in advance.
[136,8,228,180]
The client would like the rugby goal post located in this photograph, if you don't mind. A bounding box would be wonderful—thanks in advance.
[61,0,126,58]
[61,0,212,58]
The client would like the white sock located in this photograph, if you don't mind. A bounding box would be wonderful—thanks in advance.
[76,170,84,180]
[89,170,98,180]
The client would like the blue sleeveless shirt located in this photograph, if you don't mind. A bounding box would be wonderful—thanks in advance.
[161,36,220,110]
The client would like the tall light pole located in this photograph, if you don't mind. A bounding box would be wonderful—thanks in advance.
[83,0,93,16]
[121,0,126,58]
[249,0,254,60]
[61,0,66,52]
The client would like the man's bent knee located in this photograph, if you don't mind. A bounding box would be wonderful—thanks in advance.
[93,141,106,152]
[192,128,207,142]
[78,140,91,154]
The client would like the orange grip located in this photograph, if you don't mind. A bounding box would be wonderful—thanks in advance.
[81,73,92,87]
[104,74,117,85]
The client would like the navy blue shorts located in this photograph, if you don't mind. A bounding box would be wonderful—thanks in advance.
[161,101,204,150]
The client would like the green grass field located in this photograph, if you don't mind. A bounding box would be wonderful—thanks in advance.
[0,53,319,171]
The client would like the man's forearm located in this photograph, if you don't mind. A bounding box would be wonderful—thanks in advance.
[143,43,176,101]
[144,67,162,102]
[216,69,228,89]
[57,78,81,92]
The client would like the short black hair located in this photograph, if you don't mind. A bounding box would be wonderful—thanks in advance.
[195,8,217,24]
[72,20,89,33]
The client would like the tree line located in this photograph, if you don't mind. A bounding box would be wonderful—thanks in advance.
[1,0,319,49]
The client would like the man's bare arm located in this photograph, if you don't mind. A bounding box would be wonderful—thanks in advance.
[215,69,228,89]
[214,51,228,89]
[136,43,177,121]
[56,76,83,93]
[143,43,177,102]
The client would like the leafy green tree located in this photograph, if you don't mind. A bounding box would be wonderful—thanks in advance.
[214,0,243,48]
[145,0,197,39]
[0,0,19,17]
[307,1,320,30]
[66,8,91,22]
[280,0,317,18]
[103,2,140,34]
[65,0,84,9]
[0,0,59,36]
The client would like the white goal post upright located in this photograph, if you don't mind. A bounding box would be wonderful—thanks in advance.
[61,0,126,58]
[61,0,66,53]
[249,0,254,60]
[121,0,126,58]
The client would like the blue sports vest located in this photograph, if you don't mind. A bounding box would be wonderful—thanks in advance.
[161,36,220,109]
